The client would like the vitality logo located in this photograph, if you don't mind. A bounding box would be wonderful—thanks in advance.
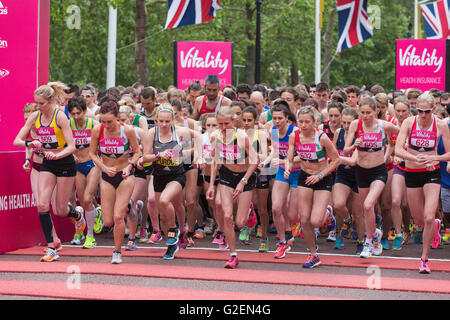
[0,39,8,49]
[0,1,8,15]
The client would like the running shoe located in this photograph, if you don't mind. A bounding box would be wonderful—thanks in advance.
[126,238,136,251]
[40,247,59,262]
[204,219,215,235]
[286,231,295,247]
[356,240,365,256]
[419,258,430,274]
[388,229,396,241]
[291,223,300,238]
[224,255,239,269]
[239,226,250,242]
[334,236,344,249]
[138,227,148,243]
[258,238,269,252]
[219,236,228,249]
[247,202,257,228]
[274,241,290,259]
[414,227,423,244]
[187,235,195,247]
[166,228,180,246]
[74,206,86,234]
[325,205,336,232]
[70,232,85,245]
[256,225,263,238]
[360,242,373,258]
[327,230,337,242]
[381,237,390,250]
[148,230,162,244]
[111,250,122,264]
[443,229,450,242]
[402,232,411,245]
[431,219,441,249]
[194,228,206,239]
[392,234,403,251]
[94,206,103,234]
[213,231,224,244]
[268,224,277,234]
[82,235,96,249]
[302,254,321,269]
[351,228,358,241]
[340,218,352,239]
[178,231,188,249]
[372,229,383,256]
[162,244,179,260]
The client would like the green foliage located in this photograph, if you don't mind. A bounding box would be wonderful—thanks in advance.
[49,0,414,92]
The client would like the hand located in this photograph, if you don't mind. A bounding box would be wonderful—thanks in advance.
[104,166,118,177]
[283,168,291,180]
[137,157,144,170]
[122,164,133,179]
[270,158,280,167]
[258,161,267,169]
[353,138,362,148]
[28,140,42,150]
[206,186,215,200]
[23,160,30,172]
[232,181,245,200]
[305,174,321,185]
[44,151,57,160]
[416,154,431,166]
[393,156,400,166]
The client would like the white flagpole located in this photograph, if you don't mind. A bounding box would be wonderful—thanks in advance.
[414,0,419,39]
[106,5,117,89]
[315,0,321,84]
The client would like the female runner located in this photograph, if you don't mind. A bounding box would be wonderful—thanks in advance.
[344,97,399,258]
[284,106,340,268]
[68,97,101,249]
[259,101,299,259]
[206,106,258,269]
[14,82,85,262]
[395,93,450,273]
[89,99,140,264]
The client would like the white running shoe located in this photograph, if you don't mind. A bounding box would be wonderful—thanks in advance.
[360,242,373,258]
[372,229,383,256]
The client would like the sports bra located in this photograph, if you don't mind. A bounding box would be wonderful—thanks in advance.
[271,124,300,171]
[408,115,438,152]
[35,109,67,150]
[98,123,130,158]
[295,129,327,163]
[70,117,94,149]
[216,129,247,164]
[322,120,338,141]
[356,118,387,152]
[199,95,224,117]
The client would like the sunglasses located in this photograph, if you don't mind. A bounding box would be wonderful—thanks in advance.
[417,108,433,114]
[441,103,449,108]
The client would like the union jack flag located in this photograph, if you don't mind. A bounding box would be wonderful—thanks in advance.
[420,0,450,39]
[165,0,220,29]
[336,0,373,53]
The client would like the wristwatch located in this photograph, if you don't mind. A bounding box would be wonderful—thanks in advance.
[317,173,324,180]
[241,177,248,184]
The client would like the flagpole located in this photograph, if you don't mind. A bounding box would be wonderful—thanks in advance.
[414,0,419,39]
[106,5,117,89]
[315,0,321,84]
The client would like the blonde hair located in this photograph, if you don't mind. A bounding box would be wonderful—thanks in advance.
[216,106,234,118]
[23,103,37,114]
[118,96,137,113]
[156,103,174,118]
[119,105,134,117]
[375,93,389,107]
[34,81,68,103]
[417,93,435,108]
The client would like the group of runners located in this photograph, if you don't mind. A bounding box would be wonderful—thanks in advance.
[13,75,450,274]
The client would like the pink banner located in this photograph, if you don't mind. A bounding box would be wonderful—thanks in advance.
[175,41,233,90]
[0,1,74,255]
[0,153,74,254]
[396,39,448,92]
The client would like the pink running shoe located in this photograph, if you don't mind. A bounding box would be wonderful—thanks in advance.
[213,231,224,244]
[224,255,239,269]
[431,219,441,249]
[419,258,430,274]
[148,230,162,244]
[219,236,228,249]
[247,202,257,228]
